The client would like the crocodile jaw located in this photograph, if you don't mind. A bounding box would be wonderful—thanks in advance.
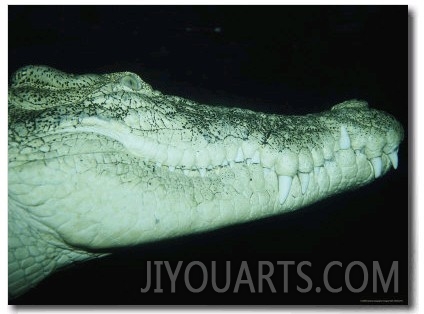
[9,101,403,250]
[8,66,404,297]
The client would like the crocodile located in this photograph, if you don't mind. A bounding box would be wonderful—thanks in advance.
[8,65,404,298]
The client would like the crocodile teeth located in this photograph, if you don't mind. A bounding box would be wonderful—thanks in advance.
[278,175,292,205]
[339,125,351,149]
[235,147,244,162]
[299,172,310,194]
[388,150,398,169]
[252,151,260,164]
[199,168,206,177]
[371,157,382,178]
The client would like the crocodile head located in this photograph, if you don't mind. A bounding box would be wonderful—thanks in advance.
[8,65,404,298]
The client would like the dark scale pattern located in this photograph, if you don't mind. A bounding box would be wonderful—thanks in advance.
[9,66,404,163]
[9,66,404,166]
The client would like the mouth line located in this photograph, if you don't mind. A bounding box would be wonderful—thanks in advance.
[50,117,400,207]
[12,111,401,175]
[10,105,401,209]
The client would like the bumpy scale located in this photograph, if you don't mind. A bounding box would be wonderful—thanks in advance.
[8,66,404,298]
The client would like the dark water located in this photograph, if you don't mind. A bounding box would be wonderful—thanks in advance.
[9,5,408,305]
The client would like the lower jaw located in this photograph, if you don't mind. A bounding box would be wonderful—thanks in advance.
[139,145,391,208]
[7,143,393,250]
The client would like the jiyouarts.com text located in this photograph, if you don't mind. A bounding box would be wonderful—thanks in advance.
[139,260,398,294]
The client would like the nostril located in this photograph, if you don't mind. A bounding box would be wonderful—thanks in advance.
[330,99,369,111]
[120,74,142,91]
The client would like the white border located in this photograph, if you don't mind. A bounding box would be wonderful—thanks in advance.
[2,1,420,314]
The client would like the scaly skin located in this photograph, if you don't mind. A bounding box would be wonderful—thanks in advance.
[8,65,404,298]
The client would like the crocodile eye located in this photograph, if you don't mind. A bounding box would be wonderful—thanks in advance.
[120,74,142,91]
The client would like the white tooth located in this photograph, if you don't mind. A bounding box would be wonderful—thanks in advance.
[235,147,244,162]
[199,168,206,177]
[252,151,260,164]
[208,146,225,167]
[371,157,382,178]
[241,142,259,159]
[278,175,292,205]
[156,162,162,168]
[298,172,310,194]
[311,147,324,167]
[181,149,195,168]
[183,170,190,176]
[388,150,398,170]
[339,125,351,149]
[221,160,229,167]
[229,161,235,168]
[169,166,175,172]
[322,135,335,160]
[195,149,210,168]
[225,146,238,162]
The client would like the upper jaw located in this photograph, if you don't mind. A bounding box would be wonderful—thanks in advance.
[62,100,402,181]
[9,95,403,211]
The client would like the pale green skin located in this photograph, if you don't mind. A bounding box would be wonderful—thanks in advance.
[8,65,404,298]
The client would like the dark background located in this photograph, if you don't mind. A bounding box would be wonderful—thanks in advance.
[9,5,409,305]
